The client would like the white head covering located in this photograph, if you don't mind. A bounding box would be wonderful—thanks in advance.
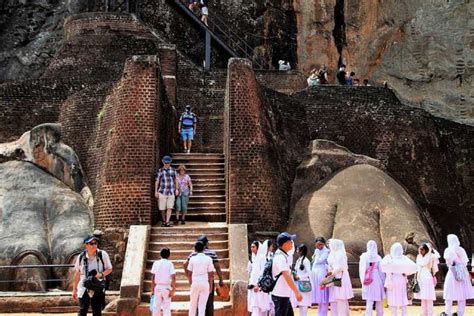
[381,242,417,275]
[278,60,285,65]
[328,239,348,272]
[416,243,439,274]
[444,234,469,265]
[359,240,381,280]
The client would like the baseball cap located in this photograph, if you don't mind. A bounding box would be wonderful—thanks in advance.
[84,235,98,244]
[276,232,296,246]
[197,235,209,245]
[162,155,172,164]
[185,105,191,109]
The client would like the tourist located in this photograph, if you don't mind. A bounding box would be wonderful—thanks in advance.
[155,155,179,227]
[278,60,291,71]
[187,0,197,10]
[363,79,370,86]
[248,240,272,315]
[200,0,208,26]
[266,239,275,261]
[310,237,329,316]
[441,234,474,316]
[414,243,439,316]
[318,65,329,85]
[72,235,113,316]
[359,240,385,316]
[178,105,197,153]
[184,235,225,316]
[187,241,215,316]
[327,239,353,316]
[346,72,355,86]
[380,242,417,316]
[336,64,347,85]
[175,164,192,225]
[151,247,176,316]
[295,244,312,316]
[353,78,360,86]
[307,69,319,87]
[271,232,302,316]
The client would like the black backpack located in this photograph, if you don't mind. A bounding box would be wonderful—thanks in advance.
[79,250,111,290]
[257,255,283,293]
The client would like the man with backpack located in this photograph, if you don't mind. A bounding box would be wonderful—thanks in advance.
[178,105,198,153]
[271,232,303,316]
[72,235,113,316]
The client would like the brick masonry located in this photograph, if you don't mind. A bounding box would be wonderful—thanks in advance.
[225,59,474,252]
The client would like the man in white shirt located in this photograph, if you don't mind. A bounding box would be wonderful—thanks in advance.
[151,247,176,316]
[272,232,302,316]
[72,235,113,316]
[187,241,215,316]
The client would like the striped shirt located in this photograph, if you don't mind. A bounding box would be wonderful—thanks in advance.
[156,167,177,195]
[187,249,219,263]
[180,111,197,129]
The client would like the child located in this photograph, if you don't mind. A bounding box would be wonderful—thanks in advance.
[151,247,176,316]
[414,243,439,316]
[327,239,353,316]
[311,237,330,316]
[381,243,417,316]
[295,244,312,316]
[359,240,385,316]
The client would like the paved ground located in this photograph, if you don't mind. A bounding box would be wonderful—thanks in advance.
[6,305,474,315]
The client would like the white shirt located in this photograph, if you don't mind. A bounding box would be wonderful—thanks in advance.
[271,249,291,297]
[151,259,175,288]
[296,257,311,281]
[74,249,112,298]
[187,252,215,283]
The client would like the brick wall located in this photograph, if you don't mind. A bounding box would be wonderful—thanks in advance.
[255,70,307,94]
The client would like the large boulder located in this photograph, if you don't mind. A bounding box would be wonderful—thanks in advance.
[0,160,93,290]
[288,164,432,261]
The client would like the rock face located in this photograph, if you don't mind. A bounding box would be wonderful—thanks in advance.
[290,139,384,210]
[293,0,473,124]
[288,164,432,260]
[0,123,93,209]
[0,161,93,290]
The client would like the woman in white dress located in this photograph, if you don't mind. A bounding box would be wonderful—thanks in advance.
[414,243,439,316]
[311,236,330,316]
[247,240,272,316]
[442,234,474,316]
[295,244,312,316]
[381,242,417,316]
[359,240,385,316]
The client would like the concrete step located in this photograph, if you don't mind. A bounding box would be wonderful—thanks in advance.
[184,168,224,173]
[141,290,230,302]
[189,195,225,203]
[192,178,225,183]
[142,279,231,292]
[187,200,225,206]
[150,232,228,242]
[187,173,225,180]
[171,163,224,170]
[145,258,230,271]
[150,224,227,233]
[148,240,228,251]
[192,182,225,188]
[185,212,226,222]
[145,268,230,281]
[192,189,226,196]
[146,249,229,261]
[136,301,232,316]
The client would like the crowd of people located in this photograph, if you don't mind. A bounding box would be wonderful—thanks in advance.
[246,233,474,316]
[306,64,371,87]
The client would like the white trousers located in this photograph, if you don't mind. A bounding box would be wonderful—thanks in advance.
[331,299,349,316]
[318,302,329,316]
[390,306,407,316]
[445,299,466,316]
[153,286,171,316]
[421,299,433,316]
[365,300,383,316]
[189,281,209,316]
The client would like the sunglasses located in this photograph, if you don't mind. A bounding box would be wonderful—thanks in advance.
[87,242,97,246]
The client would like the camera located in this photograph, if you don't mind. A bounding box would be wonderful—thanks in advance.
[88,269,98,277]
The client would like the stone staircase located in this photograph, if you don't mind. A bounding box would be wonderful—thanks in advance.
[170,153,226,222]
[136,153,231,315]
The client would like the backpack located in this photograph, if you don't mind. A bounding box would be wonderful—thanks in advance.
[79,250,111,290]
[257,254,284,293]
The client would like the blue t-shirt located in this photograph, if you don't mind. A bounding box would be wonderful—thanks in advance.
[180,111,197,129]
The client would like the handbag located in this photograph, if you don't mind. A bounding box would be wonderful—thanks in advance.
[216,283,230,300]
[411,278,420,293]
[450,262,466,281]
[298,280,312,293]
[363,262,376,285]
[83,276,106,292]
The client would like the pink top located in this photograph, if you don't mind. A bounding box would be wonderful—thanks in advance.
[177,174,191,194]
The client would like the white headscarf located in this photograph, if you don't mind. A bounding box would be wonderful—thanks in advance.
[444,234,469,265]
[328,239,348,273]
[381,242,417,275]
[416,243,439,274]
[359,240,381,280]
[249,241,268,285]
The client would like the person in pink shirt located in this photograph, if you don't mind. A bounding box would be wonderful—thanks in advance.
[175,165,192,225]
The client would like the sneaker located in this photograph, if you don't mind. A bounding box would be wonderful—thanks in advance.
[183,148,187,153]
[187,149,191,153]
[439,313,448,316]
[181,220,185,225]
[161,222,166,227]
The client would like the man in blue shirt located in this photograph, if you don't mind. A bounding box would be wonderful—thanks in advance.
[178,105,198,153]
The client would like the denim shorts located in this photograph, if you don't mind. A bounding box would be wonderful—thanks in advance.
[181,128,194,140]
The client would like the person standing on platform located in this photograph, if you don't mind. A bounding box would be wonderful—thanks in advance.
[359,240,385,316]
[311,237,330,316]
[155,155,179,227]
[151,247,176,316]
[414,243,439,316]
[175,164,192,225]
[327,239,353,316]
[294,244,312,316]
